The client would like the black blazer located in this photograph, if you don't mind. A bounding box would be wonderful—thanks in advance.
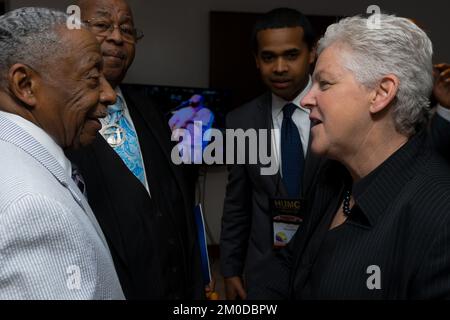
[220,92,324,288]
[249,116,450,300]
[67,84,203,299]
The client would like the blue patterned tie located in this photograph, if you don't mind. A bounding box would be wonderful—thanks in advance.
[281,103,304,197]
[106,95,146,185]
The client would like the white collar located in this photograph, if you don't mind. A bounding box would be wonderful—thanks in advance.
[271,76,312,119]
[0,111,72,177]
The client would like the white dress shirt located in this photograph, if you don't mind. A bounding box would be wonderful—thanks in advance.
[0,111,72,178]
[271,77,312,177]
[100,87,151,194]
[437,104,450,122]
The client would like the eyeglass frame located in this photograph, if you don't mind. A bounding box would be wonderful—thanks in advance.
[84,18,144,43]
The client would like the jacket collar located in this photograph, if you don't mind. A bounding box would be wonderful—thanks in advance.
[0,114,70,192]
[256,91,323,198]
[340,131,430,227]
[0,113,109,248]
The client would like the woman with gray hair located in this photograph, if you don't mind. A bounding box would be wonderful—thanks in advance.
[250,14,450,300]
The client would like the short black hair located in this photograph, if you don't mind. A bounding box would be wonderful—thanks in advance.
[251,8,316,52]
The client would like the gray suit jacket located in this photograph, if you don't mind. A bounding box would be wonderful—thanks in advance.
[0,114,124,300]
[220,93,323,288]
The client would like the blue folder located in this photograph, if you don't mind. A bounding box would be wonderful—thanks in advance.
[194,204,212,285]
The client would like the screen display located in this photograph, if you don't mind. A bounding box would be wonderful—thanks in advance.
[139,84,231,129]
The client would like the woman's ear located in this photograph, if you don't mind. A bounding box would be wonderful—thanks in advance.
[369,74,399,114]
[8,63,38,108]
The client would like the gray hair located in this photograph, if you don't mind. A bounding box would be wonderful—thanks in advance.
[317,14,433,136]
[0,7,84,88]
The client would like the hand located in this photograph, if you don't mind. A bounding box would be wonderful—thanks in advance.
[433,63,450,108]
[224,276,247,300]
[205,278,219,300]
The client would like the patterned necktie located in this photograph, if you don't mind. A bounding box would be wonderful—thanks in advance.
[281,103,305,198]
[105,95,146,185]
[71,164,87,198]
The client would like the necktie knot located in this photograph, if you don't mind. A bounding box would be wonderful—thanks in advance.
[107,95,124,124]
[283,103,297,119]
[281,102,304,198]
[100,94,147,187]
[71,164,86,197]
[108,95,124,116]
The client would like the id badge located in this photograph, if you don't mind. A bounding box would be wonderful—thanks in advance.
[270,197,305,248]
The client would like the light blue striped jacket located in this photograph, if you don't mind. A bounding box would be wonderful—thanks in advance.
[0,114,124,300]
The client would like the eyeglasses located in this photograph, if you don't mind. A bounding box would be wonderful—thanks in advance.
[85,18,144,43]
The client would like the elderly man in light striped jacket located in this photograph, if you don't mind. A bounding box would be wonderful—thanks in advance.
[0,7,124,299]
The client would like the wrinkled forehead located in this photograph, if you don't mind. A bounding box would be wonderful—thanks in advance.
[57,25,98,46]
[56,26,103,64]
[80,0,133,21]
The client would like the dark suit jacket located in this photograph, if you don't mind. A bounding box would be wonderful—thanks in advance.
[220,92,324,288]
[249,116,450,300]
[67,84,203,299]
[431,112,450,160]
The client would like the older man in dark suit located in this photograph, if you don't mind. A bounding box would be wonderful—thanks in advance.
[67,0,205,299]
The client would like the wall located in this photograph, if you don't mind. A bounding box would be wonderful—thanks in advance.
[8,0,450,243]
[9,0,450,88]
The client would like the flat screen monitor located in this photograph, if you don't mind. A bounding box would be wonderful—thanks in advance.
[126,83,231,129]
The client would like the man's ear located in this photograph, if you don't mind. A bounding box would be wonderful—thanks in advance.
[8,63,38,108]
[369,74,399,114]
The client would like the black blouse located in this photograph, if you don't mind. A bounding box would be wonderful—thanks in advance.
[289,132,450,299]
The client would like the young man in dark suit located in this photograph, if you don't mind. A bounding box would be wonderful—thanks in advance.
[67,0,205,299]
[220,8,323,299]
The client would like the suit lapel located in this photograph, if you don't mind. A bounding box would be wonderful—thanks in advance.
[259,95,322,199]
[292,167,345,293]
[88,134,135,266]
[120,85,196,242]
[121,86,187,195]
[303,128,323,198]
[0,115,109,249]
[127,93,172,162]
[256,94,289,198]
[67,175,111,249]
